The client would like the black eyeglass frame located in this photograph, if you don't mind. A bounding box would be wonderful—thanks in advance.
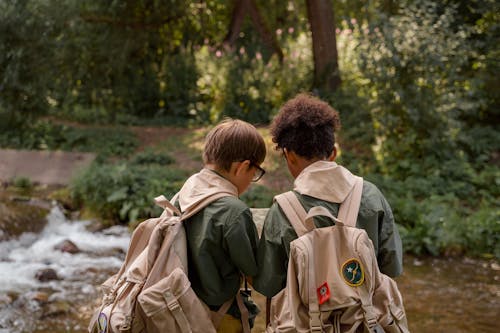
[249,161,266,182]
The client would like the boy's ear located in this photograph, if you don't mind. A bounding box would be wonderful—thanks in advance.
[328,146,337,161]
[234,160,250,176]
[285,149,298,165]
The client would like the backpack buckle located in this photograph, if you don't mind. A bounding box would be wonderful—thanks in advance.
[309,311,323,332]
[119,315,132,331]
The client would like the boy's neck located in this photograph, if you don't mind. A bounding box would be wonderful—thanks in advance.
[205,164,228,179]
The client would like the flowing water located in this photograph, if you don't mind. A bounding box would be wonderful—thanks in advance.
[0,206,498,332]
[0,206,130,333]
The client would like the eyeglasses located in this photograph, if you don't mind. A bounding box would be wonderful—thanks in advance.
[250,162,266,182]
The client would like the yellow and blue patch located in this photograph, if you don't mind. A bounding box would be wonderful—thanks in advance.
[341,258,364,286]
[98,312,108,333]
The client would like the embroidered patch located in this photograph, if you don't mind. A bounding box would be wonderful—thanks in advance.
[98,312,108,333]
[317,281,331,305]
[341,258,364,286]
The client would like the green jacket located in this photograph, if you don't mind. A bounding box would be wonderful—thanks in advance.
[176,168,259,319]
[184,196,259,306]
[253,162,403,298]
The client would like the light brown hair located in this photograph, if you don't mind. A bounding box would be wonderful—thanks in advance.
[203,118,266,171]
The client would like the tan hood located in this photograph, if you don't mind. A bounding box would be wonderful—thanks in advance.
[293,160,356,203]
[177,168,238,213]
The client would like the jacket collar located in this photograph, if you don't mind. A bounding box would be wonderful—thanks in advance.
[293,160,356,203]
[177,168,238,213]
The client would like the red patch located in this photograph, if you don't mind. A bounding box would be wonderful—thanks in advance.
[317,281,330,305]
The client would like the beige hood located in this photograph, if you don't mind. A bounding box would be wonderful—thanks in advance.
[177,168,238,214]
[293,160,357,203]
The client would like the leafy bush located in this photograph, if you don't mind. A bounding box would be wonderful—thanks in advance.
[71,163,188,223]
[0,120,138,159]
[464,203,500,259]
[240,184,276,208]
[130,150,175,166]
[61,127,138,158]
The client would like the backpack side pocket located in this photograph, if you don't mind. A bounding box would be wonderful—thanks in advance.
[137,267,216,333]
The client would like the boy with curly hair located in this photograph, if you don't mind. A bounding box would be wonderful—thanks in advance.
[253,93,403,300]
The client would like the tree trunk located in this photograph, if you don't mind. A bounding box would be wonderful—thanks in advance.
[223,0,248,46]
[224,0,283,62]
[305,0,341,92]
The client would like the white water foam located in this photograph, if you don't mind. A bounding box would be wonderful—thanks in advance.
[0,205,130,293]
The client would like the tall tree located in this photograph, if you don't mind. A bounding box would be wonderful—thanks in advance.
[306,0,341,92]
[224,0,283,62]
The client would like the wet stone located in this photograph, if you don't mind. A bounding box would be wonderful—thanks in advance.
[42,300,72,318]
[35,268,60,282]
[31,292,49,304]
[0,201,48,241]
[0,293,12,306]
[54,239,80,254]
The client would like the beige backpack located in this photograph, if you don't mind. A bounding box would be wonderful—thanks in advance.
[268,176,409,333]
[88,194,251,333]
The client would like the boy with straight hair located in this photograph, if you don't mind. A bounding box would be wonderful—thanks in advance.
[253,93,403,300]
[176,118,266,332]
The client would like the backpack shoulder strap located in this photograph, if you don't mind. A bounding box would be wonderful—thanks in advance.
[155,194,181,216]
[274,191,314,237]
[337,176,363,227]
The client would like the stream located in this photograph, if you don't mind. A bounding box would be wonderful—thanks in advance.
[0,206,498,332]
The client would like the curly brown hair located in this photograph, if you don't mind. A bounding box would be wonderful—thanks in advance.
[270,93,341,159]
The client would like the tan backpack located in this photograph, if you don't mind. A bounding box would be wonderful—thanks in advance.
[88,194,251,333]
[268,176,409,333]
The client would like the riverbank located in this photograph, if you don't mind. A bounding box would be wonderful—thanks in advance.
[0,202,498,332]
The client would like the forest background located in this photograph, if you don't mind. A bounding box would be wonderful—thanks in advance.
[1,0,499,260]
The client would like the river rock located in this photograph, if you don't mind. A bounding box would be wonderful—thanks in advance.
[54,239,80,254]
[31,292,49,304]
[0,200,49,241]
[35,268,60,282]
[42,300,71,318]
[0,293,13,305]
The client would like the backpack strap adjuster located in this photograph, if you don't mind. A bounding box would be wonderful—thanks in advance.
[362,304,378,328]
[164,290,180,312]
[309,311,323,332]
[163,290,191,332]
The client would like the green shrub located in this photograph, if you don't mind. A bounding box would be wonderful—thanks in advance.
[240,184,276,208]
[71,162,188,223]
[464,203,500,259]
[61,127,137,159]
[11,177,34,196]
[130,150,175,166]
[0,120,138,160]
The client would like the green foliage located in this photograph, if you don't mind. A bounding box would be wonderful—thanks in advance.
[395,193,500,258]
[0,120,138,159]
[130,150,175,166]
[71,162,188,223]
[194,30,313,123]
[1,0,498,259]
[240,184,276,208]
[62,127,138,159]
[463,203,500,259]
[0,0,61,130]
[11,177,34,196]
